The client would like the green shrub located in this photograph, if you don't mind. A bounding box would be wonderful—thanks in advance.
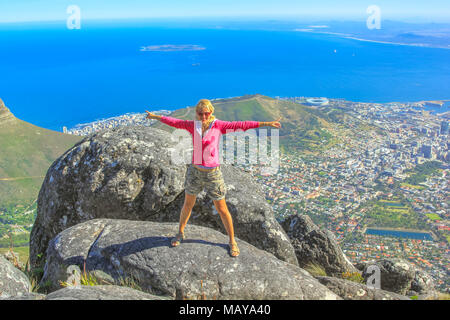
[304,263,327,277]
[341,271,365,284]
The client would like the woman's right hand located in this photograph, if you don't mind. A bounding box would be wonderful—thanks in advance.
[269,117,282,128]
[145,110,160,120]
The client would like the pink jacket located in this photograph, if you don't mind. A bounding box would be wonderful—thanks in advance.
[160,116,260,167]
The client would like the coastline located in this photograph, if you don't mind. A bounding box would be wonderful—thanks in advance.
[67,96,450,132]
[293,29,450,50]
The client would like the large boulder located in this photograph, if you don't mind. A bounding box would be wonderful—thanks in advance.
[40,218,341,300]
[359,259,437,297]
[0,285,170,301]
[316,276,410,300]
[0,256,31,298]
[0,292,45,300]
[280,214,358,276]
[410,269,437,296]
[0,293,46,300]
[161,164,298,266]
[360,259,416,295]
[45,285,171,300]
[30,126,297,269]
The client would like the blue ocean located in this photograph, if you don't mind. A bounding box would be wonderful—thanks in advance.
[1,19,449,131]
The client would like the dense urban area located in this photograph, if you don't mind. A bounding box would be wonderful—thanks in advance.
[250,98,449,291]
[2,97,449,292]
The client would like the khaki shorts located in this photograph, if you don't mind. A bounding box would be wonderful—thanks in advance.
[184,164,227,200]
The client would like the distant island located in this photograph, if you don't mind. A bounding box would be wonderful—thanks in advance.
[140,44,206,52]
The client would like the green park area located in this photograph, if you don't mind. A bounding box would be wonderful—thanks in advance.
[426,213,441,221]
[363,196,427,230]
[402,160,443,185]
[445,234,450,243]
[400,182,427,190]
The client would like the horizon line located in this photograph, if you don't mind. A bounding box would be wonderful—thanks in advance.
[1,15,450,25]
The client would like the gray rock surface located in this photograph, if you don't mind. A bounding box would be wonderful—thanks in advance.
[160,163,298,267]
[414,292,440,300]
[30,125,297,269]
[41,218,341,300]
[316,276,410,300]
[360,259,437,297]
[360,259,416,295]
[410,269,437,295]
[280,214,358,276]
[0,292,46,300]
[45,285,171,300]
[0,256,31,298]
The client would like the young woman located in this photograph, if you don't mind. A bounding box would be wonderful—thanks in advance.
[146,99,281,257]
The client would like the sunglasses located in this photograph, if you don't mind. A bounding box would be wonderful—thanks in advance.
[197,111,211,116]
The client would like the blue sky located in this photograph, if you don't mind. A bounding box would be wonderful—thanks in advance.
[1,0,449,23]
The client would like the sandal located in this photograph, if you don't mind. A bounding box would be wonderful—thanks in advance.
[229,242,240,257]
[171,232,185,247]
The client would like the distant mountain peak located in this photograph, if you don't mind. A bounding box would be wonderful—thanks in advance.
[0,98,16,124]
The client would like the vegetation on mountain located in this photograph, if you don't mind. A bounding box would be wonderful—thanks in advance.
[0,98,82,239]
[151,94,375,154]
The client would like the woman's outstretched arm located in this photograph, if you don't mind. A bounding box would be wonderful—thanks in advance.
[145,110,192,131]
[258,117,282,128]
[217,117,282,134]
[145,111,162,121]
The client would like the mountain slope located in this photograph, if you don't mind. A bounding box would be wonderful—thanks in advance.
[151,94,372,154]
[0,98,82,206]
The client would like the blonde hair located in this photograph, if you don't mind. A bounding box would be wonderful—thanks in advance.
[195,99,216,128]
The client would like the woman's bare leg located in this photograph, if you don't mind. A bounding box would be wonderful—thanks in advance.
[212,198,235,243]
[178,193,197,234]
[213,198,239,256]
